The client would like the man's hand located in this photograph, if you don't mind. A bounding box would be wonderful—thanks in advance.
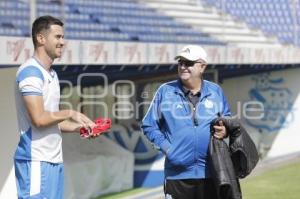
[213,120,227,139]
[69,110,96,130]
[80,118,112,139]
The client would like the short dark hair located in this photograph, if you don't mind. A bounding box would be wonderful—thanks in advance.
[32,15,64,48]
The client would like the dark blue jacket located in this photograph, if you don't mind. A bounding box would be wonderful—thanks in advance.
[141,79,231,179]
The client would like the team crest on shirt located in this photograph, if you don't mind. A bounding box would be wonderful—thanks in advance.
[204,99,214,109]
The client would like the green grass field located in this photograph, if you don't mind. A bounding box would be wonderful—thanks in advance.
[95,161,300,199]
[94,188,146,199]
[241,161,300,199]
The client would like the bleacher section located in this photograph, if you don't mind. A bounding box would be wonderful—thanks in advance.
[139,0,282,47]
[0,0,224,45]
[202,0,296,46]
[0,1,30,37]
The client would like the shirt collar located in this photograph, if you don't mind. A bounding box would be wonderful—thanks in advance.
[32,57,55,78]
[175,79,211,99]
[178,79,201,96]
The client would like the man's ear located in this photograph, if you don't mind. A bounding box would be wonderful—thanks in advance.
[36,33,45,46]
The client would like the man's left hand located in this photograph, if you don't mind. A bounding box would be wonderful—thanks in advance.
[213,120,227,139]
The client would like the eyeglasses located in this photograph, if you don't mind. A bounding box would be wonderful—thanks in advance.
[178,60,205,67]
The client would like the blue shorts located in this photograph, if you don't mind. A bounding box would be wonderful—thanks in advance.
[14,159,64,199]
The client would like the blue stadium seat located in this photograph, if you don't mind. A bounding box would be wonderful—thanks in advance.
[202,0,297,46]
[0,0,225,45]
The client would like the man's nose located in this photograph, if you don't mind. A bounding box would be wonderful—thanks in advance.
[179,63,188,69]
[60,38,65,46]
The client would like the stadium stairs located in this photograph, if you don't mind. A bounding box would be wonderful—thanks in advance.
[138,0,284,48]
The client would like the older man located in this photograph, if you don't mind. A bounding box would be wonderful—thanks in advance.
[142,45,231,199]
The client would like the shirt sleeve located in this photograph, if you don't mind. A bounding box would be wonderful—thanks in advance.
[16,66,44,96]
[141,88,171,154]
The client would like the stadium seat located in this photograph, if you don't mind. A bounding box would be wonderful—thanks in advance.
[201,0,298,46]
[0,0,225,45]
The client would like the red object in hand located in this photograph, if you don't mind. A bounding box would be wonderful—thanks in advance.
[80,118,112,139]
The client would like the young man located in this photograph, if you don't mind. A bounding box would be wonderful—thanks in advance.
[14,15,96,198]
[142,45,231,199]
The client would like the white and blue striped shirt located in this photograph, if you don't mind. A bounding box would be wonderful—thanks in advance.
[14,57,63,163]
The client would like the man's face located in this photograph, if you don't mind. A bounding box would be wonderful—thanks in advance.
[43,24,64,59]
[177,59,206,81]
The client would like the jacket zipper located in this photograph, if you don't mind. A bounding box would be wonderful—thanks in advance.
[180,94,198,127]
[180,93,200,168]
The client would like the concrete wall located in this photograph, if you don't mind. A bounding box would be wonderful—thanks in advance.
[222,68,300,158]
[0,67,18,198]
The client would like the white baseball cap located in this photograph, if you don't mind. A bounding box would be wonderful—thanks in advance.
[175,45,208,63]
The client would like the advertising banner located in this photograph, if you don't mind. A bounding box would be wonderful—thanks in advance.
[1,36,300,65]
